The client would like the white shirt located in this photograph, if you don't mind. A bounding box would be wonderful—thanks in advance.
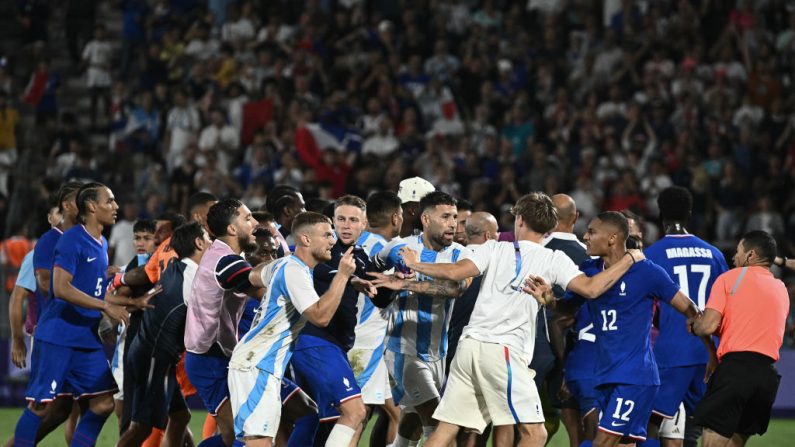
[229,256,319,378]
[461,239,582,362]
[108,220,135,266]
[374,234,472,361]
[167,106,201,153]
[83,40,113,87]
[352,231,391,350]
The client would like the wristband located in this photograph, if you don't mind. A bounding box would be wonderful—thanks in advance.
[778,256,788,267]
[625,251,637,264]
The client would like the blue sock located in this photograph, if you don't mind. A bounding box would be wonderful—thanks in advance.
[579,441,593,447]
[14,408,42,447]
[197,435,227,447]
[637,440,661,447]
[70,409,108,446]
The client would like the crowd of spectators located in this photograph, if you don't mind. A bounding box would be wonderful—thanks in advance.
[2,0,795,262]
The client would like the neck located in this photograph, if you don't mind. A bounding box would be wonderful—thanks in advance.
[368,226,395,241]
[515,227,545,244]
[293,247,318,269]
[552,224,574,234]
[83,220,103,239]
[603,246,627,269]
[60,218,77,232]
[219,236,241,254]
[188,253,203,264]
[422,233,445,252]
[663,221,689,235]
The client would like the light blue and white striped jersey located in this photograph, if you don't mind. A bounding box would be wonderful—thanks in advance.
[352,231,390,350]
[229,255,320,379]
[373,234,471,362]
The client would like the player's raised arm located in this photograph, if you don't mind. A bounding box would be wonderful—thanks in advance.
[399,246,480,281]
[53,266,129,324]
[302,246,357,327]
[564,249,644,299]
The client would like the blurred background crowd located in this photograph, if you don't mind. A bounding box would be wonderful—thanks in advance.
[0,0,794,341]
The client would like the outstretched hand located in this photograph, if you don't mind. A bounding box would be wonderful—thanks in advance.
[366,271,405,291]
[522,275,554,306]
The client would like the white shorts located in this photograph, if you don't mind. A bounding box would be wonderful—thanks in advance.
[433,338,544,433]
[111,326,126,401]
[228,368,282,440]
[349,348,390,405]
[659,403,686,440]
[384,350,444,409]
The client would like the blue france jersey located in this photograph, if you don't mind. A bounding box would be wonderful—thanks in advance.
[229,255,320,379]
[35,225,110,349]
[562,261,601,382]
[31,227,63,316]
[645,235,728,367]
[584,259,680,386]
[374,234,470,362]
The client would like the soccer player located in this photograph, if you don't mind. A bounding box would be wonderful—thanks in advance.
[13,183,130,447]
[367,191,471,446]
[287,195,387,447]
[118,221,211,447]
[396,176,435,237]
[228,211,358,447]
[184,198,259,447]
[348,191,404,447]
[9,250,35,370]
[109,219,156,430]
[395,193,644,447]
[643,187,728,447]
[563,212,716,447]
[265,184,306,248]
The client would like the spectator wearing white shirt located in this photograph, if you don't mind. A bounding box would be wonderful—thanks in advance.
[82,24,113,129]
[164,89,201,172]
[363,118,399,157]
[108,202,138,267]
[198,107,239,170]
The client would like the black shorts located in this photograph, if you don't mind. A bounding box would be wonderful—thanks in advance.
[126,340,188,430]
[694,352,781,438]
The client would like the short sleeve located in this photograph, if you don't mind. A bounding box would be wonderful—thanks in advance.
[284,263,320,314]
[215,255,253,291]
[33,232,57,271]
[144,244,162,283]
[16,252,36,292]
[548,250,583,290]
[373,239,407,270]
[469,240,497,275]
[648,262,680,304]
[706,273,728,315]
[53,236,80,277]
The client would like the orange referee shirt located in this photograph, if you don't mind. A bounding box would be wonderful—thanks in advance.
[706,266,789,361]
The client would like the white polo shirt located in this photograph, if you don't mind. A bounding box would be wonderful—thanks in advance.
[461,239,582,362]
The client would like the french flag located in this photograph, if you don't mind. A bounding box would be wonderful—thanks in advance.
[296,123,362,156]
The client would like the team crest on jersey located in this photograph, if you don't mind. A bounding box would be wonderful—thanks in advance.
[343,376,353,391]
[50,380,57,394]
[619,281,627,296]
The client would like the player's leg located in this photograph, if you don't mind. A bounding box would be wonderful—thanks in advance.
[163,369,192,447]
[379,398,400,445]
[593,384,658,447]
[119,421,155,446]
[328,397,366,447]
[658,404,685,447]
[400,356,445,440]
[64,401,81,444]
[279,380,318,445]
[184,353,235,446]
[516,423,547,447]
[700,428,732,447]
[423,421,460,447]
[229,369,283,447]
[644,366,696,447]
[393,409,421,447]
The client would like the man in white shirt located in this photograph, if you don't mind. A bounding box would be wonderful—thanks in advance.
[399,192,644,447]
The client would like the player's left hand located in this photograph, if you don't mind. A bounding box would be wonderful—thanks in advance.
[132,284,163,311]
[367,271,405,291]
[523,275,554,306]
[106,265,122,278]
[351,277,377,298]
[398,247,420,269]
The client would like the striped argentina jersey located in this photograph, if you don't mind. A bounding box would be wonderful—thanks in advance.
[228,255,320,379]
[373,234,471,362]
[352,231,390,350]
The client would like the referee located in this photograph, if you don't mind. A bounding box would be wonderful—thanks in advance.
[691,230,790,447]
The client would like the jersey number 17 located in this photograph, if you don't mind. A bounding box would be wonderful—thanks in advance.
[672,264,710,309]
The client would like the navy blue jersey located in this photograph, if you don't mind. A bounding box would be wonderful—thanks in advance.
[300,240,382,351]
[645,234,728,367]
[35,226,110,349]
[583,259,679,386]
[562,261,601,382]
[31,227,62,316]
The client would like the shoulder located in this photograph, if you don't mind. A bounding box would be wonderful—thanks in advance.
[215,253,250,273]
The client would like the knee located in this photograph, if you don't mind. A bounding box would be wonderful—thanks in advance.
[518,423,547,446]
[27,401,50,417]
[89,395,116,417]
[169,409,191,427]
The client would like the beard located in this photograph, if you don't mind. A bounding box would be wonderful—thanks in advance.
[429,231,452,248]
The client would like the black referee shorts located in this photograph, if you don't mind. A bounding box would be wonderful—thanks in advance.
[694,352,781,438]
[126,340,188,430]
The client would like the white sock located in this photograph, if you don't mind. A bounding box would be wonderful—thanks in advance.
[422,425,435,440]
[408,440,419,447]
[325,423,356,447]
[393,433,411,447]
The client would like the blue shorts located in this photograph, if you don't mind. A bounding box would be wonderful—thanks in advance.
[290,336,361,421]
[654,364,707,417]
[26,340,117,403]
[597,383,658,442]
[184,352,229,415]
[281,377,301,405]
[566,377,600,416]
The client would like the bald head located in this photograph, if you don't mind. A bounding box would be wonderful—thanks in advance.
[552,194,578,233]
[465,212,498,245]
